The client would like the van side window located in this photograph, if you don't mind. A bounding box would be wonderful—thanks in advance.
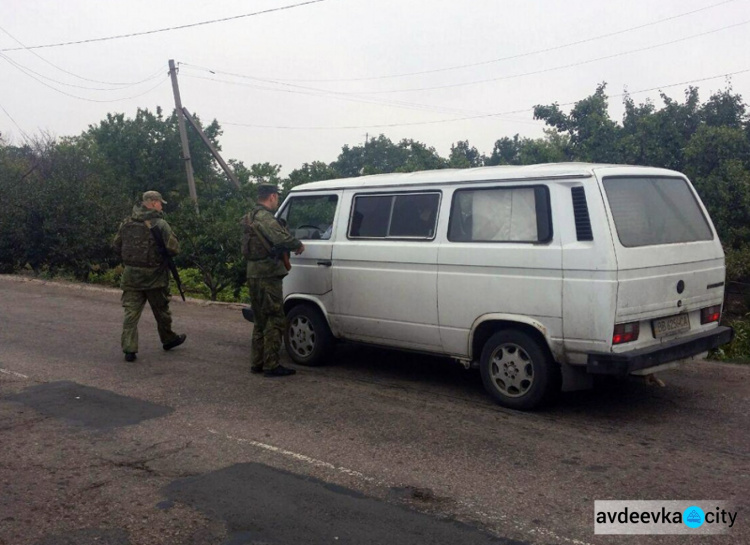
[448,186,551,243]
[279,195,338,240]
[349,195,390,237]
[390,194,440,237]
[349,193,440,239]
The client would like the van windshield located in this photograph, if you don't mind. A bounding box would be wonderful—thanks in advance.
[602,176,713,247]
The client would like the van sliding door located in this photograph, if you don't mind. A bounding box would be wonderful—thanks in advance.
[331,191,442,351]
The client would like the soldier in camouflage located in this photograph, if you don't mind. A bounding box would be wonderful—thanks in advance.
[113,191,187,362]
[241,184,305,377]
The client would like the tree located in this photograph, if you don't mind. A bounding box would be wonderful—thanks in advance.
[83,107,222,203]
[518,130,570,164]
[620,88,702,170]
[332,135,409,177]
[448,140,484,168]
[0,134,125,279]
[534,83,622,163]
[247,162,282,185]
[396,139,447,172]
[284,161,338,192]
[486,131,570,166]
[0,136,35,272]
[701,86,747,129]
[684,125,750,250]
[486,135,521,166]
[172,196,247,301]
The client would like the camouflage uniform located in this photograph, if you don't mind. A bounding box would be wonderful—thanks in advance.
[241,204,303,371]
[113,203,181,354]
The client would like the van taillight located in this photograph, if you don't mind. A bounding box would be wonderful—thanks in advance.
[613,322,639,345]
[701,305,722,324]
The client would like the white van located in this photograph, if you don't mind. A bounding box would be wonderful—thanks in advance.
[247,163,733,409]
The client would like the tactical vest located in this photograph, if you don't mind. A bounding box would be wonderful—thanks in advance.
[120,219,163,268]
[241,209,272,260]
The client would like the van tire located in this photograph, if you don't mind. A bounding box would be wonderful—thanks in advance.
[479,330,561,410]
[284,304,334,366]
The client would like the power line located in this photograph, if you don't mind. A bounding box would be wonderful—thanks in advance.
[0,55,170,103]
[178,19,750,99]
[0,99,30,140]
[334,20,750,95]
[0,25,165,86]
[269,0,743,83]
[185,67,542,124]
[180,71,493,118]
[217,67,750,130]
[0,0,326,52]
[0,53,164,91]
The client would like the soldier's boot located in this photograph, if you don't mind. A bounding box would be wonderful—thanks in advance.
[163,333,187,351]
[263,365,296,377]
[124,352,137,362]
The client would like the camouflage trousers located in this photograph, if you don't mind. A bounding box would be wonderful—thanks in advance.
[121,288,179,353]
[247,276,285,371]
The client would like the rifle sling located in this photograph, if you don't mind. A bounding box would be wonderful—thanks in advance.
[248,210,278,260]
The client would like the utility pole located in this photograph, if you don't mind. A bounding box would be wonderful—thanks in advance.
[168,59,198,212]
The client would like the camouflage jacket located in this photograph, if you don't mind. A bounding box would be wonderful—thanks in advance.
[113,204,179,290]
[241,204,302,279]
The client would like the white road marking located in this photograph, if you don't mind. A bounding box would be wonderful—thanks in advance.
[207,428,375,482]
[208,427,595,545]
[0,368,28,379]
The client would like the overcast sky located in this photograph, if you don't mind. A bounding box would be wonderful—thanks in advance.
[2,0,749,175]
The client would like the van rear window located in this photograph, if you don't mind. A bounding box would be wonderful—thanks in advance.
[602,176,713,247]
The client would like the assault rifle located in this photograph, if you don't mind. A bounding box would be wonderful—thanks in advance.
[146,221,186,301]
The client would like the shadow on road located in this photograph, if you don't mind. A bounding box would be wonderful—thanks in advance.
[312,342,688,420]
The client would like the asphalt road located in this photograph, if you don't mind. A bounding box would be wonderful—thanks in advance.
[0,276,748,545]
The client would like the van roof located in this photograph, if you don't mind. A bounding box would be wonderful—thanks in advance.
[289,162,681,192]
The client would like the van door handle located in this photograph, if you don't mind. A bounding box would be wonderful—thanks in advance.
[317,260,332,267]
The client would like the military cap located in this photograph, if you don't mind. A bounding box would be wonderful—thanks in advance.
[257,184,279,200]
[142,190,167,204]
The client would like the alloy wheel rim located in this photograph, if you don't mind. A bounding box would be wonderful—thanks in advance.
[488,343,534,398]
[289,316,316,358]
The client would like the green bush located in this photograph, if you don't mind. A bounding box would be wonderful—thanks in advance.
[177,267,248,303]
[67,264,249,303]
[88,264,123,287]
[712,315,750,363]
[726,246,750,283]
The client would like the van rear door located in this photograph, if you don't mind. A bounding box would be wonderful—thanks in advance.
[596,168,725,351]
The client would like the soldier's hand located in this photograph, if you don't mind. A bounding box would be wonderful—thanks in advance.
[294,243,305,255]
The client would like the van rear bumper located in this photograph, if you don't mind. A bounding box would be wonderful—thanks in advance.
[586,326,734,375]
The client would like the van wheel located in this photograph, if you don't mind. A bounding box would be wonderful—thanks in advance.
[480,330,561,410]
[285,304,334,366]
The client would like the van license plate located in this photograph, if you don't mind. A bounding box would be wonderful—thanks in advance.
[652,314,690,338]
